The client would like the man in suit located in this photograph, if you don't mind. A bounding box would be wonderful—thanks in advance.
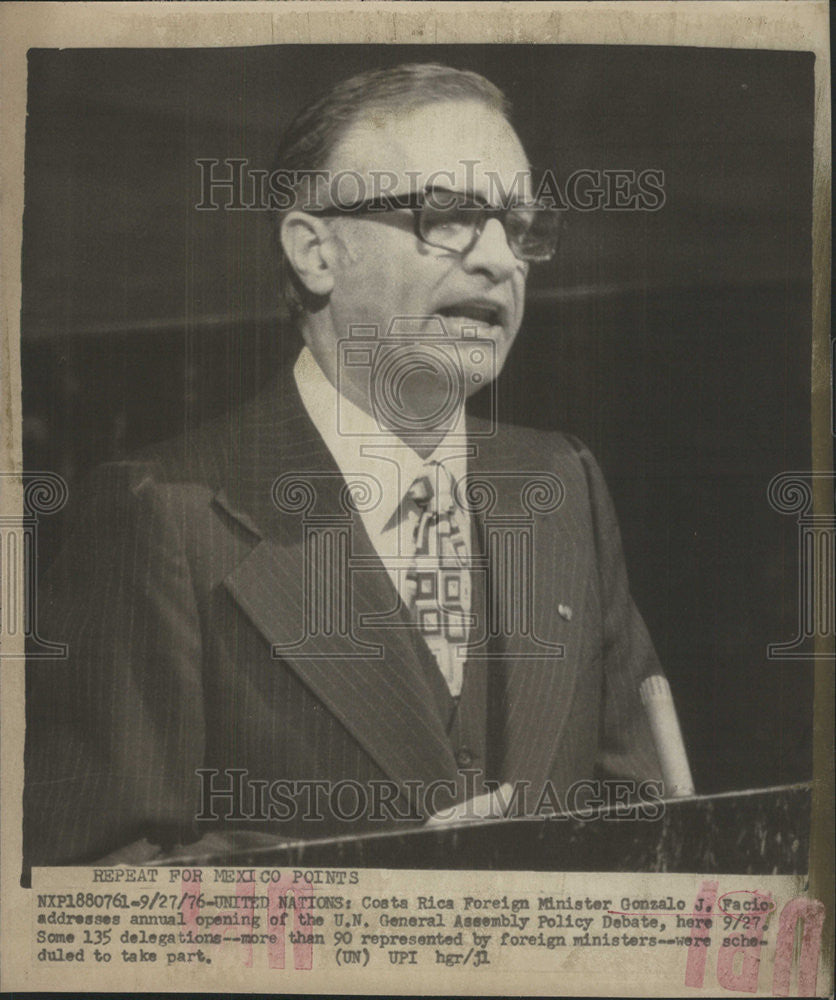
[25,63,670,867]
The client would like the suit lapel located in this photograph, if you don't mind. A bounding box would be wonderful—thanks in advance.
[216,371,458,790]
[467,417,582,788]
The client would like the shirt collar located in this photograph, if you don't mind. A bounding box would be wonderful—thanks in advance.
[293,347,469,537]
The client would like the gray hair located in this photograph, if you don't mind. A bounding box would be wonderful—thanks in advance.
[272,63,512,318]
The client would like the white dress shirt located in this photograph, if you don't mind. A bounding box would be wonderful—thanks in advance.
[293,346,472,610]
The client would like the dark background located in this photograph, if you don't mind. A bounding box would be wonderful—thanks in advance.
[21,45,815,796]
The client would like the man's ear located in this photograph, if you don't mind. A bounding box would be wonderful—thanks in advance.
[279,212,339,297]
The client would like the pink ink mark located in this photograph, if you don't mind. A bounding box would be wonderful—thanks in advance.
[771,897,825,997]
[266,875,315,971]
[178,872,316,970]
[180,873,256,967]
[684,879,718,989]
[715,889,773,993]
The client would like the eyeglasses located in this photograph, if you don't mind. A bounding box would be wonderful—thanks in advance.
[309,187,561,263]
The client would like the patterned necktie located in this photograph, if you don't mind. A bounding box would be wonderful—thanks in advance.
[405,461,471,697]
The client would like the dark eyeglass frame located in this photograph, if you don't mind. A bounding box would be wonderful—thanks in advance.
[307,186,560,263]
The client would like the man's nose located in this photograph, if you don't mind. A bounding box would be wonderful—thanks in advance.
[460,217,522,281]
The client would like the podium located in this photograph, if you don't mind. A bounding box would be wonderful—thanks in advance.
[163,783,811,875]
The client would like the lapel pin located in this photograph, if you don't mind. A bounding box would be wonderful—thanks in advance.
[558,604,573,621]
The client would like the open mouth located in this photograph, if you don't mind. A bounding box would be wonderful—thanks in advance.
[437,302,503,328]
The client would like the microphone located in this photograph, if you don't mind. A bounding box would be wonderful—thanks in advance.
[640,674,695,797]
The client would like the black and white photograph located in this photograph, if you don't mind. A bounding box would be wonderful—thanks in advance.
[1,3,831,994]
[19,40,818,870]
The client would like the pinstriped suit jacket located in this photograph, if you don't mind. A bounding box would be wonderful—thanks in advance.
[24,369,663,866]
